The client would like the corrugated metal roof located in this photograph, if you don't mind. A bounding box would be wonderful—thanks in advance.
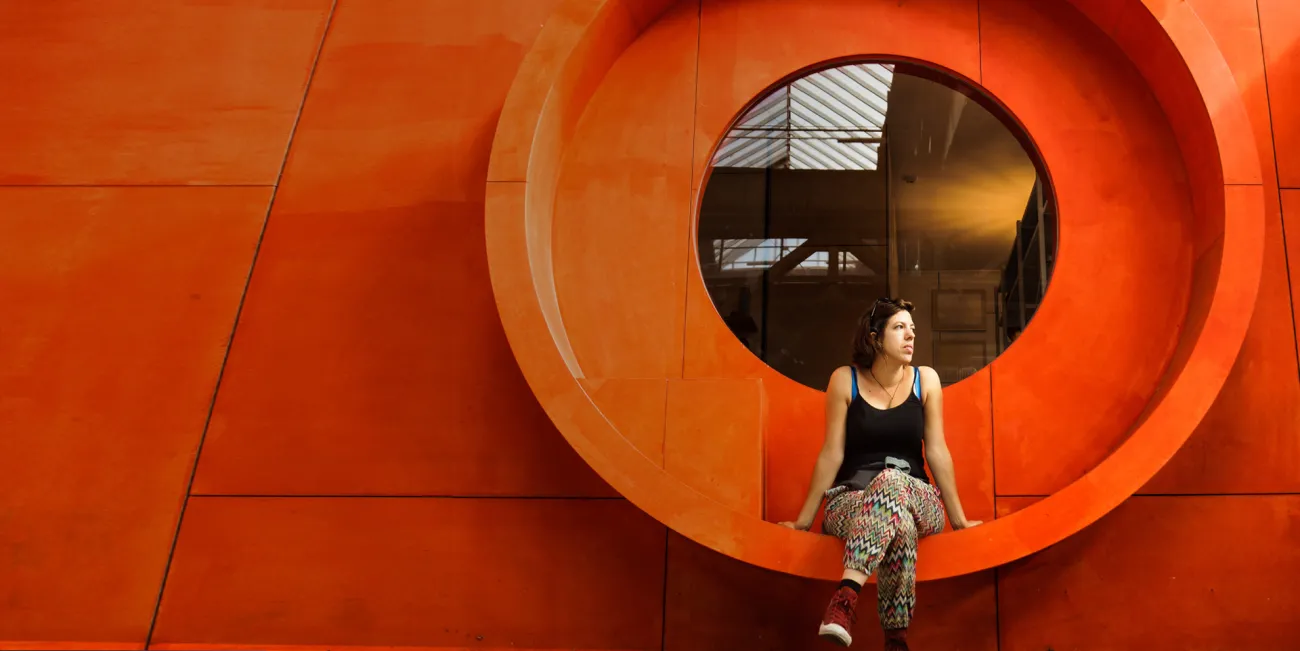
[712,63,895,171]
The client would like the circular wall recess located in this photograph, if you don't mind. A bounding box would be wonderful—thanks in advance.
[485,0,1266,580]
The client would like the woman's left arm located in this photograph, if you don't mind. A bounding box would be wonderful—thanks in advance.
[919,366,982,530]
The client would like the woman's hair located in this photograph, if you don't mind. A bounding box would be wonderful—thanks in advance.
[851,297,916,368]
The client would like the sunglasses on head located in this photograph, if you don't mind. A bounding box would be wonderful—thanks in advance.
[868,297,892,322]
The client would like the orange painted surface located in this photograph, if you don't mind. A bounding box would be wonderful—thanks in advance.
[149,498,666,649]
[0,0,331,185]
[1113,2,1228,258]
[0,187,268,644]
[933,372,996,525]
[993,496,1043,518]
[1180,0,1270,258]
[552,0,696,380]
[981,0,1196,496]
[757,383,831,527]
[1286,191,1300,340]
[664,533,998,650]
[1,0,1298,647]
[691,0,982,191]
[188,0,613,498]
[489,0,648,380]
[1188,0,1272,136]
[665,379,765,515]
[581,378,669,466]
[997,496,1300,649]
[485,0,643,185]
[1141,197,1300,493]
[1261,0,1300,188]
[1142,0,1300,494]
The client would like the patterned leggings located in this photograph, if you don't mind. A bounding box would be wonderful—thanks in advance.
[822,469,945,629]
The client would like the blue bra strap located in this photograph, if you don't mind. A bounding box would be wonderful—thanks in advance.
[913,366,922,399]
[850,366,859,399]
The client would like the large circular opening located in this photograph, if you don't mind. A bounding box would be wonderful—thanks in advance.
[698,61,1057,389]
[490,0,1262,579]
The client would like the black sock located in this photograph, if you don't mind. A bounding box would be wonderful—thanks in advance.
[838,579,862,593]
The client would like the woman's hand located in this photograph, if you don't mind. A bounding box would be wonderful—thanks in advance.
[778,520,812,531]
[919,367,984,535]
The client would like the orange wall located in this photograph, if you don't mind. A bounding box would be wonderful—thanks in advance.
[1,0,1298,650]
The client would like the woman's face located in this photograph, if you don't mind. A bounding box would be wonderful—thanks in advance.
[875,310,917,364]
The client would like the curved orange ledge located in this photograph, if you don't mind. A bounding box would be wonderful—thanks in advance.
[485,0,1266,580]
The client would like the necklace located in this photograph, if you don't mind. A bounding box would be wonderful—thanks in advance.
[870,367,907,408]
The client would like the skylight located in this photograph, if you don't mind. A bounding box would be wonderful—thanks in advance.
[711,63,895,171]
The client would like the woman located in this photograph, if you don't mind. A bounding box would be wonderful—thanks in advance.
[779,297,981,650]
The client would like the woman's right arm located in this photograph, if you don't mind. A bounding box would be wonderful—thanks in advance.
[779,366,851,530]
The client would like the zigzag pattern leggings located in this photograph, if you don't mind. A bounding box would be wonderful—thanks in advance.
[822,468,945,629]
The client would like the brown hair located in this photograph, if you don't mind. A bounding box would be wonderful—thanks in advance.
[851,297,916,368]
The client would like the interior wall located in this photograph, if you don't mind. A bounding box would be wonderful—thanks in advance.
[1,0,1298,650]
[698,166,1009,388]
[699,168,890,389]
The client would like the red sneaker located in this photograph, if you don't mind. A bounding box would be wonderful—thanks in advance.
[818,586,858,646]
[884,627,909,651]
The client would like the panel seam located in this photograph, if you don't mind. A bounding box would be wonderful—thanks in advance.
[1255,0,1300,377]
[142,1,341,646]
[677,0,703,384]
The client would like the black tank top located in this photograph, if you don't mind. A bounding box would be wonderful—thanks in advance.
[834,366,932,485]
